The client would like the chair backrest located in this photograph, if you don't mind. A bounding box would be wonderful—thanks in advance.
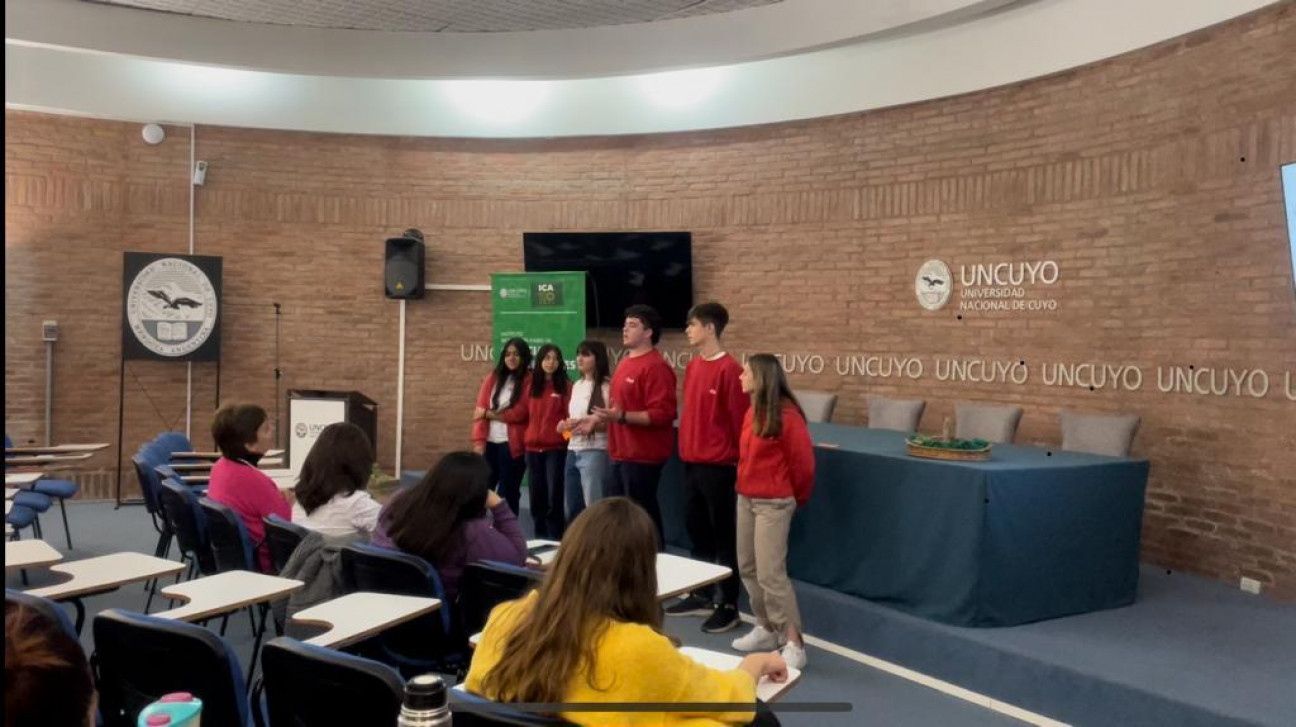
[259,637,404,727]
[340,544,459,673]
[263,514,310,575]
[199,498,257,573]
[131,445,168,515]
[867,396,926,433]
[4,433,12,449]
[5,588,77,638]
[1061,410,1141,457]
[92,608,249,727]
[158,479,215,575]
[954,403,1024,444]
[457,562,544,638]
[154,431,194,456]
[792,390,837,423]
[451,689,572,726]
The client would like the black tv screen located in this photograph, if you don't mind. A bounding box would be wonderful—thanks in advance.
[523,232,694,329]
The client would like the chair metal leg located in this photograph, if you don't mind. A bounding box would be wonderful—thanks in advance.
[71,598,86,635]
[33,515,42,539]
[219,613,230,636]
[57,498,73,549]
[20,568,28,586]
[144,578,158,613]
[246,604,269,688]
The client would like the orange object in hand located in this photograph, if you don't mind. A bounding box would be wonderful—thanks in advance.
[562,430,573,442]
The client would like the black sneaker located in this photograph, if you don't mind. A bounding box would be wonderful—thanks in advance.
[664,594,713,617]
[702,605,741,633]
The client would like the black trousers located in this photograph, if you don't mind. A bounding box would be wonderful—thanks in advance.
[683,462,740,606]
[485,441,526,517]
[525,449,567,540]
[608,461,665,549]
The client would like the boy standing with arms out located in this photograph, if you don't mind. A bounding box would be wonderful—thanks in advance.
[667,302,749,632]
[593,305,678,546]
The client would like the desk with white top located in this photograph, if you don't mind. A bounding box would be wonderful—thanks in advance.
[181,475,211,486]
[4,453,94,467]
[291,592,441,649]
[6,472,44,487]
[525,540,732,601]
[26,552,186,631]
[5,443,108,455]
[172,449,284,461]
[5,487,18,499]
[153,570,304,622]
[5,501,11,515]
[5,539,64,571]
[679,647,802,703]
[166,462,213,473]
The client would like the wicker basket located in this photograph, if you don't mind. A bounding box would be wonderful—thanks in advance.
[905,439,993,461]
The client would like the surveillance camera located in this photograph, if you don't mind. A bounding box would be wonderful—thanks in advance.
[193,160,209,186]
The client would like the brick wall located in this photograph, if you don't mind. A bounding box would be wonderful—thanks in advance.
[6,5,1295,596]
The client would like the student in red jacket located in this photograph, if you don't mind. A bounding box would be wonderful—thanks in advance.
[207,402,291,573]
[730,354,815,670]
[472,337,532,517]
[592,305,678,545]
[667,302,749,634]
[525,344,572,539]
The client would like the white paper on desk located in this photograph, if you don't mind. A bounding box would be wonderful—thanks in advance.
[679,646,798,703]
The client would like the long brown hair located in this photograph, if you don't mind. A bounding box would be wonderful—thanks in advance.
[479,497,661,704]
[747,353,803,438]
[295,422,374,515]
[386,452,492,566]
[5,604,95,727]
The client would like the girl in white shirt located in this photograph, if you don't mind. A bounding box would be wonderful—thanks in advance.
[558,340,613,521]
[292,422,383,538]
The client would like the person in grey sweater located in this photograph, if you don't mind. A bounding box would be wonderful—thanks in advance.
[371,451,528,602]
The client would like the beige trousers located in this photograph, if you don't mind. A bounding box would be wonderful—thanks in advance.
[736,495,801,634]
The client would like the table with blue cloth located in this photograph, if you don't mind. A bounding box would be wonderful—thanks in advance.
[659,423,1150,627]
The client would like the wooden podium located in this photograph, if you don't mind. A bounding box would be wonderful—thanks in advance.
[286,390,377,472]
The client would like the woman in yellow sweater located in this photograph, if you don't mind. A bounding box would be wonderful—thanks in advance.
[466,496,787,726]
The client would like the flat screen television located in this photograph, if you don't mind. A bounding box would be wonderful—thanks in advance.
[523,232,694,329]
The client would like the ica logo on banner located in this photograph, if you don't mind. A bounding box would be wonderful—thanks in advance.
[532,282,563,307]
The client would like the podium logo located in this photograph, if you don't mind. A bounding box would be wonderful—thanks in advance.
[294,423,308,438]
[915,260,953,311]
[126,257,219,357]
[531,282,563,307]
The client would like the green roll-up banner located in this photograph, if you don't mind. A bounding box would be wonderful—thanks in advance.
[491,272,586,380]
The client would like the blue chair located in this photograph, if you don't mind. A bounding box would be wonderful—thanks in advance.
[158,479,214,581]
[132,444,172,559]
[340,543,466,677]
[92,608,250,727]
[457,561,544,639]
[5,588,77,638]
[5,433,79,548]
[254,637,404,727]
[450,689,572,726]
[6,504,39,539]
[10,490,52,539]
[154,431,195,456]
[200,498,273,681]
[262,514,309,576]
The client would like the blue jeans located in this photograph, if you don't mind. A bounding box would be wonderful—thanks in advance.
[564,448,610,522]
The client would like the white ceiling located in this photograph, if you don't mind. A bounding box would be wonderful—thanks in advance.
[86,0,782,33]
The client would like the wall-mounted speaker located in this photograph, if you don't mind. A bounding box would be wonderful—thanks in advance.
[384,232,425,299]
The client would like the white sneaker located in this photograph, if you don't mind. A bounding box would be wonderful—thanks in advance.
[781,641,807,670]
[731,625,779,652]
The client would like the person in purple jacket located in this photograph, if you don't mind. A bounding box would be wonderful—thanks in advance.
[371,451,527,602]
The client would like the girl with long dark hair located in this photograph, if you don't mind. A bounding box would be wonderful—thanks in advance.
[729,354,816,670]
[472,337,532,515]
[524,343,571,539]
[467,497,787,726]
[371,451,526,601]
[558,339,612,521]
[292,422,380,538]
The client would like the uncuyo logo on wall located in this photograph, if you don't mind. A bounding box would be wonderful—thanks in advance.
[125,257,219,356]
[294,423,309,439]
[915,260,953,311]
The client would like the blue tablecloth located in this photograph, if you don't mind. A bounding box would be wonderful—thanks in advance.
[659,423,1150,627]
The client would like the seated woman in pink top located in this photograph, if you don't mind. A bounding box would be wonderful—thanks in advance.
[206,403,290,572]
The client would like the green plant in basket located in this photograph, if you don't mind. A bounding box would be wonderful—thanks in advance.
[906,433,990,451]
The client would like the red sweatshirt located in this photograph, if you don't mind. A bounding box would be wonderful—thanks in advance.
[679,353,749,465]
[524,378,572,452]
[471,372,531,459]
[737,401,815,506]
[607,349,678,464]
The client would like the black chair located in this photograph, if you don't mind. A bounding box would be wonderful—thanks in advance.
[457,561,544,639]
[340,543,465,677]
[92,608,251,727]
[450,689,572,726]
[199,498,273,681]
[5,588,77,637]
[263,514,309,575]
[254,637,404,727]
[158,479,215,581]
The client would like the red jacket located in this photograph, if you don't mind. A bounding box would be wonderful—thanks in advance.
[679,353,749,465]
[737,401,815,506]
[471,372,531,458]
[524,378,572,452]
[607,350,678,464]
